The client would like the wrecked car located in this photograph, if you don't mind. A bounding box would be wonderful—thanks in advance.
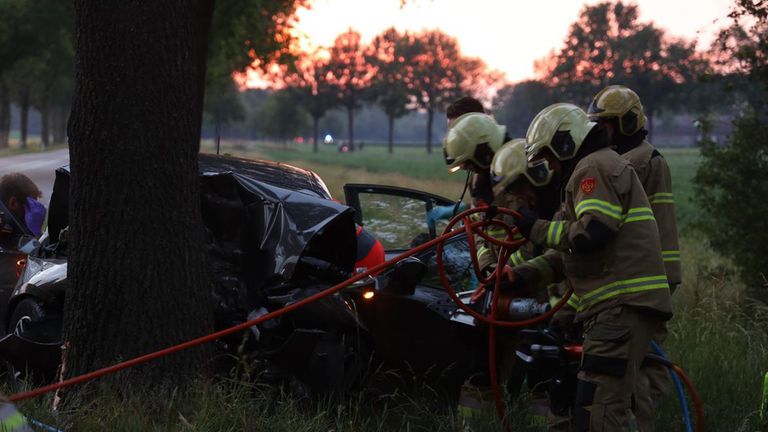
[1,154,549,400]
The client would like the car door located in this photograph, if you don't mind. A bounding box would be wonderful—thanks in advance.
[343,184,476,292]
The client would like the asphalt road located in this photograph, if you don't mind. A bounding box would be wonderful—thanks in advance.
[0,149,70,206]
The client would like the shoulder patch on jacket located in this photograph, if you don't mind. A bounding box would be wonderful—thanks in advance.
[580,177,596,194]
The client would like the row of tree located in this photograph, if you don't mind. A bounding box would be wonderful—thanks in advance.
[268,28,496,153]
[0,0,74,149]
[494,1,717,141]
[232,1,735,152]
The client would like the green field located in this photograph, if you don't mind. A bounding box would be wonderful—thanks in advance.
[11,141,767,431]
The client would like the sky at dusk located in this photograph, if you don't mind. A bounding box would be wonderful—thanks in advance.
[287,0,734,83]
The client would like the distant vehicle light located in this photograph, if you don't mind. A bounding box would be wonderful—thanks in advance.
[295,137,304,144]
[324,134,334,144]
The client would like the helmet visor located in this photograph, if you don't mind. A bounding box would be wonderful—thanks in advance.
[550,131,578,160]
[619,110,640,136]
[524,159,554,187]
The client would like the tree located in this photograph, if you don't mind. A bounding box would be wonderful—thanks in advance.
[366,28,411,153]
[327,29,375,151]
[494,80,556,138]
[405,30,491,153]
[204,77,246,154]
[0,0,39,148]
[694,0,768,293]
[64,0,305,397]
[536,1,702,139]
[0,0,74,148]
[279,50,337,152]
[259,89,310,145]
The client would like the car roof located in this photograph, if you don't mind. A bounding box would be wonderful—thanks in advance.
[57,153,332,200]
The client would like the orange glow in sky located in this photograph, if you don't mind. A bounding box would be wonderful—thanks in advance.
[285,0,733,84]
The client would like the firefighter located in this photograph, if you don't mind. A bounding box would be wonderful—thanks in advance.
[587,85,681,294]
[0,396,31,431]
[444,99,494,208]
[443,113,522,283]
[587,85,678,432]
[443,112,524,422]
[514,103,672,431]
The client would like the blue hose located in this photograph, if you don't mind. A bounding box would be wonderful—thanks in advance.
[27,417,64,432]
[650,340,692,432]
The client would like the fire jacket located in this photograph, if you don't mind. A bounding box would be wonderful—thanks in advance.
[622,141,681,288]
[527,147,673,322]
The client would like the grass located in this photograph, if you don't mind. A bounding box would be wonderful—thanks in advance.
[0,139,68,158]
[7,140,763,431]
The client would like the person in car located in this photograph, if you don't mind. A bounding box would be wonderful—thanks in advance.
[0,173,46,237]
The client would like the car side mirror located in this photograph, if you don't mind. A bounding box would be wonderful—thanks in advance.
[17,235,40,254]
[382,257,427,295]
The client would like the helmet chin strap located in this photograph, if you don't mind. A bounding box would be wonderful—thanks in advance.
[453,170,472,216]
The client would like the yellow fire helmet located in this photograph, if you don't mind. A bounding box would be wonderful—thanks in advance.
[526,103,596,162]
[587,85,647,136]
[443,112,507,172]
[491,139,554,196]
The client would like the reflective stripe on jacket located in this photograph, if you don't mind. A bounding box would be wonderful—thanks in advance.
[529,147,672,321]
[622,141,682,286]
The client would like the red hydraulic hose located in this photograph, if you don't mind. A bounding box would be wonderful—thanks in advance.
[436,206,573,328]
[488,247,515,432]
[9,222,476,403]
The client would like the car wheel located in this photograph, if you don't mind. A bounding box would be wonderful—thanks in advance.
[6,298,54,388]
[9,298,47,338]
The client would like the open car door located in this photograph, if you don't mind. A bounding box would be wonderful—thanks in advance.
[343,183,476,293]
[343,184,458,252]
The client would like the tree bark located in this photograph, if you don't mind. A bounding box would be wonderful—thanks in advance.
[19,88,29,149]
[312,115,319,153]
[0,82,9,149]
[387,115,394,154]
[40,100,50,148]
[346,106,355,152]
[426,107,434,154]
[64,0,214,396]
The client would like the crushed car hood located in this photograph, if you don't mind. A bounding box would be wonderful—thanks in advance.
[52,154,356,283]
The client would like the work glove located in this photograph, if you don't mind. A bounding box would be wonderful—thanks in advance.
[24,197,46,237]
[513,206,538,239]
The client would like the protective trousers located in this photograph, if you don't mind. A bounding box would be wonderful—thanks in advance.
[573,306,668,432]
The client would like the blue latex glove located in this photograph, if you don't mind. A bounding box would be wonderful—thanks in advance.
[427,203,468,232]
[24,197,46,236]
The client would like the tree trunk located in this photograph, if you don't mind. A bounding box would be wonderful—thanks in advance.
[19,88,29,149]
[214,120,221,155]
[0,82,9,149]
[346,106,355,152]
[426,108,434,154]
[387,115,394,154]
[40,100,50,148]
[312,115,319,153]
[52,105,68,145]
[63,0,214,396]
